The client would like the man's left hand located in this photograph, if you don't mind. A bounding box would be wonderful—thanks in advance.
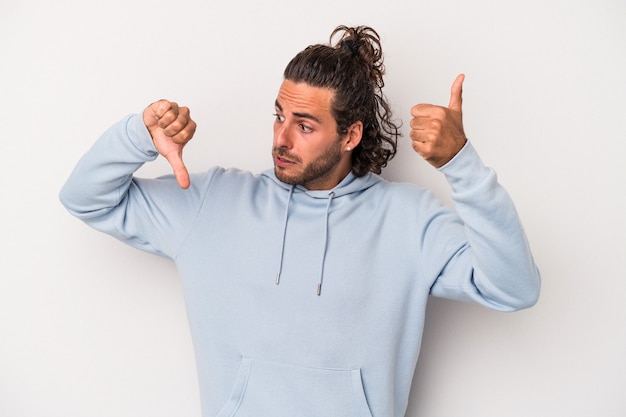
[410,74,467,168]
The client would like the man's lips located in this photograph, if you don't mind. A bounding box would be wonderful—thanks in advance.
[274,155,296,167]
[273,150,300,167]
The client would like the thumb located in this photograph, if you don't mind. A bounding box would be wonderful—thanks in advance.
[164,150,190,189]
[448,73,465,112]
[144,99,171,130]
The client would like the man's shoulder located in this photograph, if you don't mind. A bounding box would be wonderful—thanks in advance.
[192,167,279,193]
[369,175,427,196]
[195,166,263,182]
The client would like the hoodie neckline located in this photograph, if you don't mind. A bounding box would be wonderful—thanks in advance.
[261,168,382,199]
[266,169,383,296]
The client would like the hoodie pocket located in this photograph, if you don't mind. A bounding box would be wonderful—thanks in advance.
[215,357,374,417]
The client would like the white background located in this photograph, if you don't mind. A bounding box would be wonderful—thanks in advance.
[1,0,625,416]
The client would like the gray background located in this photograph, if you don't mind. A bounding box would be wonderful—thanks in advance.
[1,0,624,415]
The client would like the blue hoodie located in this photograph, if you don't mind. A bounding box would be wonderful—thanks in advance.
[60,114,540,417]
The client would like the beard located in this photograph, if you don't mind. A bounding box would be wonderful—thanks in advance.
[273,138,343,188]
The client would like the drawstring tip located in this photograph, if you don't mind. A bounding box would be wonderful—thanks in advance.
[317,283,322,296]
[275,273,281,285]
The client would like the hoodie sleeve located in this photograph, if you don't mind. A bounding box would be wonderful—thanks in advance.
[59,114,210,260]
[426,141,541,311]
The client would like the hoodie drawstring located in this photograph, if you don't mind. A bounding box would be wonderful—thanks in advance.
[276,185,295,285]
[275,186,335,296]
[317,191,335,296]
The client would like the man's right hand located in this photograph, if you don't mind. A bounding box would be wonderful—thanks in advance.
[143,100,197,189]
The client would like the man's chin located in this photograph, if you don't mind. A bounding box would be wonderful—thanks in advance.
[274,167,297,185]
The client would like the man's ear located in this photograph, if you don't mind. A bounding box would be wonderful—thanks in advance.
[344,121,363,151]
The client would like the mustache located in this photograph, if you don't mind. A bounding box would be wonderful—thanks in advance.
[273,147,301,163]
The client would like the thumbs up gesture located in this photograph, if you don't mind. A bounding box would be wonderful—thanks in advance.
[410,74,467,168]
[143,100,197,189]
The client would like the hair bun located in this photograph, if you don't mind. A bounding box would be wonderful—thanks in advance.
[341,39,359,56]
[332,26,385,89]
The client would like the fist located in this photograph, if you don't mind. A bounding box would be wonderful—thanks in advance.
[410,74,467,168]
[143,100,197,189]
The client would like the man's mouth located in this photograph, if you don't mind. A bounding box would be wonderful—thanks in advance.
[274,155,295,167]
[273,149,300,167]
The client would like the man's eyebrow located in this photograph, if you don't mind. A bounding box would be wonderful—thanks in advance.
[274,99,322,124]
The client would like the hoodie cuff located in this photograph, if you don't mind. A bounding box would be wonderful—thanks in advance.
[437,141,492,195]
[126,113,159,159]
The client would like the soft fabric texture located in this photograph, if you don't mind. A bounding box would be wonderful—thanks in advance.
[60,114,540,417]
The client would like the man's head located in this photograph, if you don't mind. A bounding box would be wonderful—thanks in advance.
[272,79,361,190]
[272,26,400,189]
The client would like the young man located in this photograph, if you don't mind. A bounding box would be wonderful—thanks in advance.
[60,26,540,417]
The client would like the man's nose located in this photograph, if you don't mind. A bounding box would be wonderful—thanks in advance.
[274,123,292,148]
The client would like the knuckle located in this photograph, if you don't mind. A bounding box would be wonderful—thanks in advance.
[158,114,174,128]
[433,106,446,117]
[155,99,172,116]
[430,119,443,130]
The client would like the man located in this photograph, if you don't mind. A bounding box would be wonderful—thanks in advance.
[60,26,540,417]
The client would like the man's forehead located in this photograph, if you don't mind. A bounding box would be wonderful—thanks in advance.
[275,80,335,115]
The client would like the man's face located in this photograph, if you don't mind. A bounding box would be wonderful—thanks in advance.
[272,80,353,190]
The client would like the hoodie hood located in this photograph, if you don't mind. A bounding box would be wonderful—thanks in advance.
[261,168,383,198]
[261,169,383,295]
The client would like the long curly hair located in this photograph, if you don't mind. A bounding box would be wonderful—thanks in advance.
[283,25,401,176]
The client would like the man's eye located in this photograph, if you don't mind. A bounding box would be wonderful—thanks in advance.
[273,113,285,122]
[299,124,312,133]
